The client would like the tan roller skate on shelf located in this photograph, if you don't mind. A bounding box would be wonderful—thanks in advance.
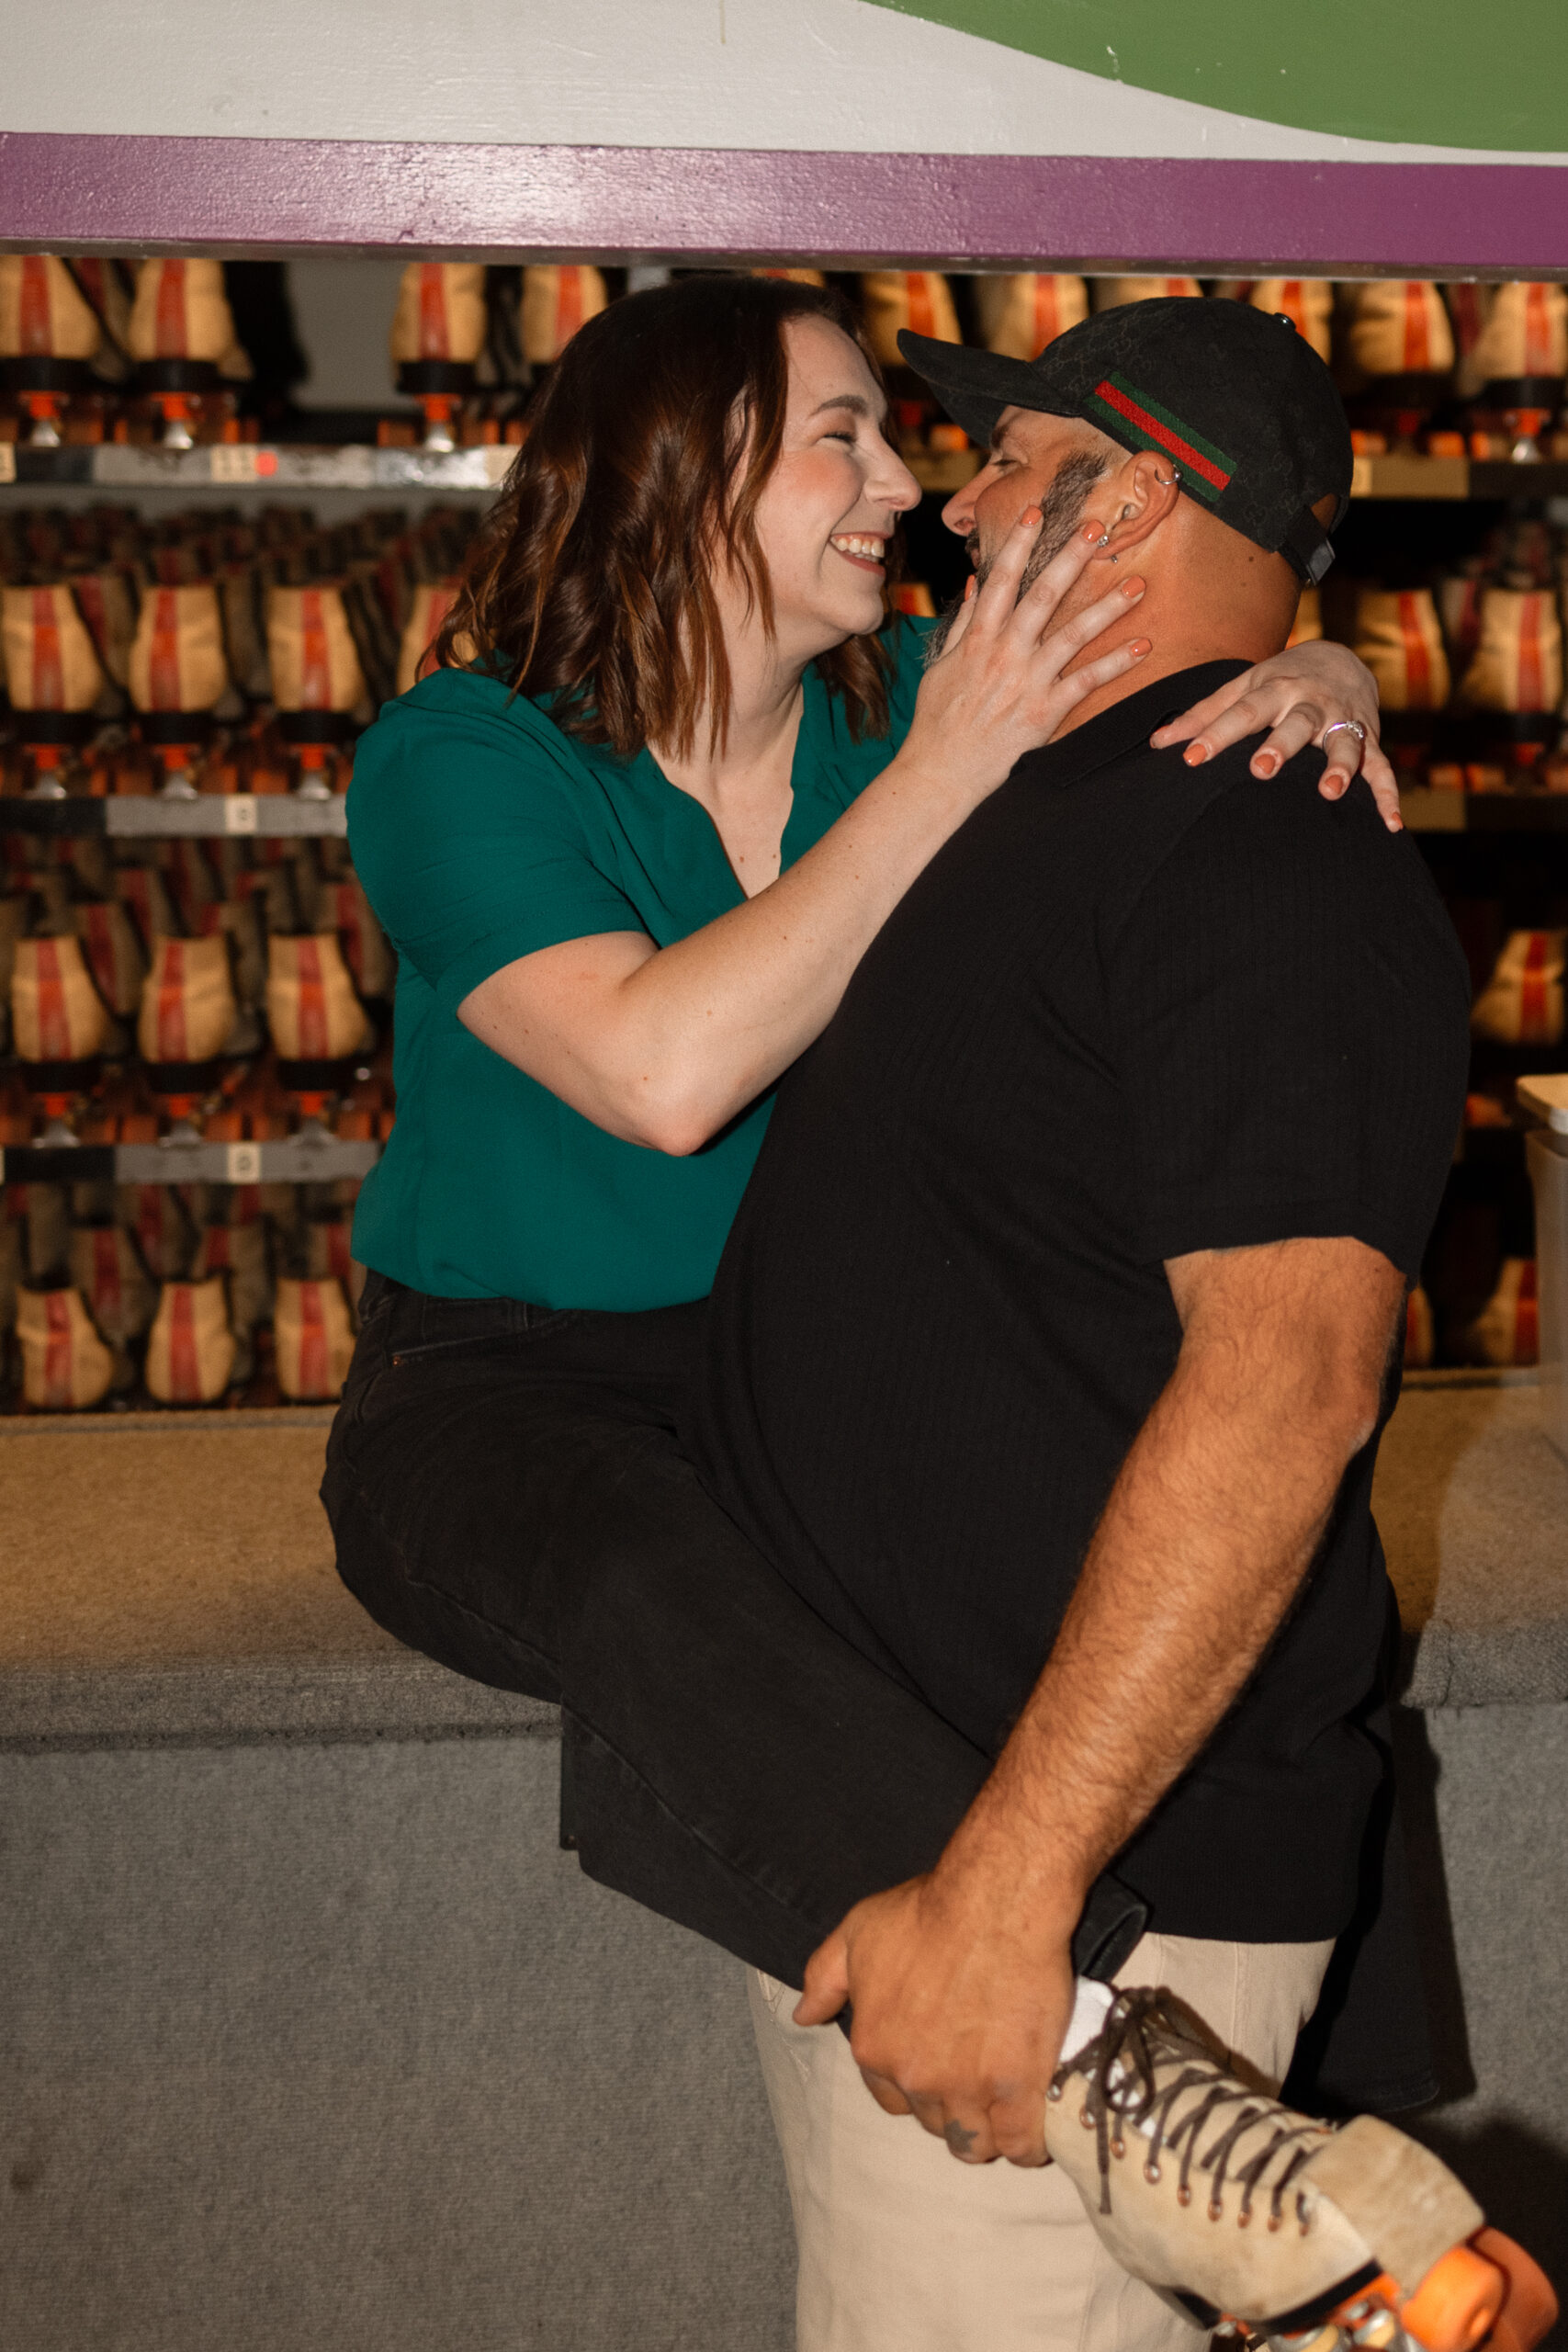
[1046,1991,1556,2352]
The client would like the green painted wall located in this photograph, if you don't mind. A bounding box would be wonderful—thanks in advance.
[865,1,1568,151]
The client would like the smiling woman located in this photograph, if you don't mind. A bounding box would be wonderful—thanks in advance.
[435,282,912,775]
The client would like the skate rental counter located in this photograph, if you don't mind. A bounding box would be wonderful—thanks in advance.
[4,2,1568,2346]
[0,1374,1564,2351]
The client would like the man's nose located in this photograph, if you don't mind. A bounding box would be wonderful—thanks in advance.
[941,482,977,539]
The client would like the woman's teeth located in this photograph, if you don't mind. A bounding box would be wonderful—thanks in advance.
[830,535,885,561]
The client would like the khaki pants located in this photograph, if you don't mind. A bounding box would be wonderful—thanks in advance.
[749,1930,1335,2352]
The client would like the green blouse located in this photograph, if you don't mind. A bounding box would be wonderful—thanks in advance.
[348,617,932,1309]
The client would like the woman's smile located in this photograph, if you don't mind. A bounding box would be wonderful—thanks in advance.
[829,532,888,573]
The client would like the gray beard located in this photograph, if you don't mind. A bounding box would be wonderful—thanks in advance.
[927,447,1112,659]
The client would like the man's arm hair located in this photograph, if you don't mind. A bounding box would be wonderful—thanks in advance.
[942,1232,1404,1910]
[797,1232,1405,2165]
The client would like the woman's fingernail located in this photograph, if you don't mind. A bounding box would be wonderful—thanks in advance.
[1255,752,1280,777]
[1131,639,1151,657]
[1390,815,1404,833]
[1183,742,1210,765]
[1021,505,1043,529]
[964,575,977,600]
[1080,521,1100,543]
[1120,579,1145,599]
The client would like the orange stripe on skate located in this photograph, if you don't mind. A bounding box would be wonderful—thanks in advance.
[169,1287,199,1401]
[29,588,64,709]
[155,939,188,1062]
[19,256,51,356]
[154,260,186,359]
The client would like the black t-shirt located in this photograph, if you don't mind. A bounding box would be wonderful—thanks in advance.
[696,663,1471,1942]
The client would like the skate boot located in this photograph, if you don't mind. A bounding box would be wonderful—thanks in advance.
[1045,1990,1557,2352]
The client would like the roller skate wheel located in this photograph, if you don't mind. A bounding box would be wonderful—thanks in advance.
[1397,2245,1506,2352]
[1464,2229,1559,2352]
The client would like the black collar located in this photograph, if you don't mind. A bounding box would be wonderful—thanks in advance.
[1028,660,1251,791]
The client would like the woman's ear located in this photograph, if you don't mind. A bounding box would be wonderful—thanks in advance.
[1095,452,1182,562]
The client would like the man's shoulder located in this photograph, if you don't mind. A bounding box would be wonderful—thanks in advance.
[1019,723,1278,935]
[1113,736,1411,913]
[1161,743,1432,915]
[1110,742,1469,1015]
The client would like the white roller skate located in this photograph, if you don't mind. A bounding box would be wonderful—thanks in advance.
[1045,1989,1556,2352]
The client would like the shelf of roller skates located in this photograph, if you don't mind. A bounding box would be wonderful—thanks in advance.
[0,256,608,475]
[1297,492,1568,836]
[0,849,393,1410]
[0,799,395,1190]
[11,258,1568,492]
[0,1045,381,1409]
[867,273,1568,495]
[0,1031,390,1409]
[0,492,479,835]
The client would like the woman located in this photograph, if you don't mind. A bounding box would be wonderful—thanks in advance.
[323,270,1390,1973]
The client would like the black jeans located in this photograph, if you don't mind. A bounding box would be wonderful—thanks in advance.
[321,1273,1146,1989]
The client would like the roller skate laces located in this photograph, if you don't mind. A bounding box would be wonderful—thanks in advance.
[1046,1991,1557,2352]
[1051,1986,1331,2226]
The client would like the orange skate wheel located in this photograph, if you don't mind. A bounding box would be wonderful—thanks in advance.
[1469,2228,1559,2352]
[1398,2245,1506,2352]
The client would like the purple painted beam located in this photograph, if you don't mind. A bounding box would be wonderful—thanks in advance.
[2,133,1566,275]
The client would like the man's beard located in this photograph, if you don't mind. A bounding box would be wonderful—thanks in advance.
[927,447,1112,658]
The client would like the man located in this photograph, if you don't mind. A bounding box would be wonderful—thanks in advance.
[690,297,1472,2351]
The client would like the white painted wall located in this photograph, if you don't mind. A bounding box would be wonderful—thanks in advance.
[6,0,1564,165]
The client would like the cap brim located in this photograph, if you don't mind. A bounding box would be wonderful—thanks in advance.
[896,329,1073,448]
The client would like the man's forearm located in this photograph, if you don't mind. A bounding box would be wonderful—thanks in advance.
[795,1239,1404,2165]
[936,1238,1403,1926]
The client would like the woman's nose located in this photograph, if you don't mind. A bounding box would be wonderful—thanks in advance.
[878,452,922,514]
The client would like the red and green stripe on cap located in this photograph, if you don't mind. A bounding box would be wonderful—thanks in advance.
[1084,374,1235,503]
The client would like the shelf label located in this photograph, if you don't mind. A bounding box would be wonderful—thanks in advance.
[0,444,14,484]
[223,796,259,834]
[224,1142,263,1184]
[209,446,280,484]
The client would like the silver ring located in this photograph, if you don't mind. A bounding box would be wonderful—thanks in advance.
[1322,719,1367,749]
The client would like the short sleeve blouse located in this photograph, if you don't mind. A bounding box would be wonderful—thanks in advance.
[347,616,931,1308]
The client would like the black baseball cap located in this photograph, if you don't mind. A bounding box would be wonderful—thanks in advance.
[897,297,1352,584]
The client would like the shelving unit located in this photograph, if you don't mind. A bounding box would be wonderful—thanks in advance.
[1401,788,1568,831]
[1352,453,1568,502]
[6,271,1568,1398]
[3,438,1562,508]
[908,447,1568,503]
[0,442,513,493]
[0,1129,380,1186]
[0,794,346,838]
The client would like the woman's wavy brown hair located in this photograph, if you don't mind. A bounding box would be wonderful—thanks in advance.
[434,273,899,757]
